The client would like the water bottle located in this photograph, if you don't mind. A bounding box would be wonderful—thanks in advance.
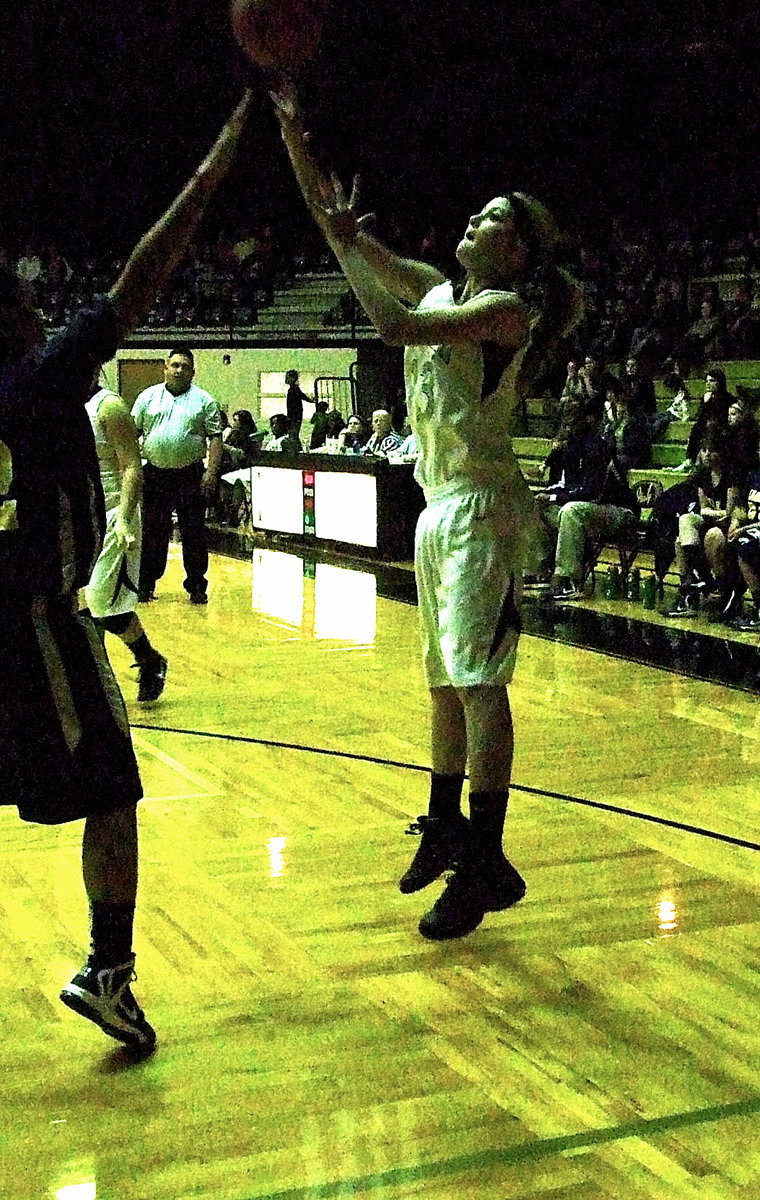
[642,573,658,610]
[626,567,641,602]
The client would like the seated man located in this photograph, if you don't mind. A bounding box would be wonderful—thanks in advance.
[538,411,640,601]
[362,408,403,456]
[262,412,302,453]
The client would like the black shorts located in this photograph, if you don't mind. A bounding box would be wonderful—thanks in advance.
[0,596,143,824]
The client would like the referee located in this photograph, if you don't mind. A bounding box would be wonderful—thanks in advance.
[133,349,223,605]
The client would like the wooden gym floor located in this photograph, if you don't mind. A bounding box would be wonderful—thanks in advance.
[2,543,759,1200]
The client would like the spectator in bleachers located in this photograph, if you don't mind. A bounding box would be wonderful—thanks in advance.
[603,379,652,471]
[726,465,760,630]
[650,370,692,440]
[574,354,618,423]
[661,370,692,423]
[727,395,760,484]
[666,436,741,617]
[679,366,733,471]
[534,404,639,600]
[683,297,726,370]
[725,277,759,358]
[622,355,656,417]
[545,439,640,601]
[628,289,680,374]
[589,297,632,365]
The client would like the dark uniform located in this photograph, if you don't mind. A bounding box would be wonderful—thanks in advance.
[0,297,142,824]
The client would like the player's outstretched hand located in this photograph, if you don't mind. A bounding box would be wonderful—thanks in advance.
[314,172,375,247]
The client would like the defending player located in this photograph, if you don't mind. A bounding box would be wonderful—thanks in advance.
[0,91,251,1050]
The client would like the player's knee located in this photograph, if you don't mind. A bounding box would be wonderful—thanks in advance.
[95,612,135,636]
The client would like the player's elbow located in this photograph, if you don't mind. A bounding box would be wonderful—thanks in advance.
[379,314,414,346]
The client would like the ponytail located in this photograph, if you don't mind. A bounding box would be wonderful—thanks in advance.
[516,262,584,400]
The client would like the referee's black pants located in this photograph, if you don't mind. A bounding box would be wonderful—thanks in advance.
[140,461,209,596]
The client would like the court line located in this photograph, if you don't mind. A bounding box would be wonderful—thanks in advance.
[240,1094,760,1200]
[130,723,760,853]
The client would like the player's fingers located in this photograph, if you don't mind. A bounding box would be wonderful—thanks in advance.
[330,172,348,208]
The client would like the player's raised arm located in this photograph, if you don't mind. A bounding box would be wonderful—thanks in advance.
[272,87,444,306]
[109,91,253,336]
[300,173,530,350]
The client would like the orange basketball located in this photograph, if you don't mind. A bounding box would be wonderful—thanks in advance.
[230,0,326,75]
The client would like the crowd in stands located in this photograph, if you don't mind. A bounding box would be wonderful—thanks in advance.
[9,204,760,346]
[6,224,334,332]
[527,361,760,632]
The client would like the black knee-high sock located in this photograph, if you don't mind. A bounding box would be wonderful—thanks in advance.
[89,901,136,968]
[428,773,465,821]
[468,790,509,859]
[128,632,157,665]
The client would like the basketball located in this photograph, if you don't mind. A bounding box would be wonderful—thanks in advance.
[230,0,326,76]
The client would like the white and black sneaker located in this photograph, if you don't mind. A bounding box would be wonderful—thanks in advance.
[60,956,156,1051]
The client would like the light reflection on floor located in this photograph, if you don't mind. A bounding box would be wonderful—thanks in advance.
[251,548,377,645]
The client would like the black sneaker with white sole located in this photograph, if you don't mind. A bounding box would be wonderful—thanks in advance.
[418,855,526,940]
[136,652,168,703]
[730,607,760,632]
[665,593,699,618]
[60,956,156,1051]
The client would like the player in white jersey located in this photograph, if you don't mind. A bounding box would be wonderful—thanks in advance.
[84,385,167,702]
[275,90,582,939]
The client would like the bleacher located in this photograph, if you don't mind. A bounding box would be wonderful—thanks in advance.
[513,361,760,601]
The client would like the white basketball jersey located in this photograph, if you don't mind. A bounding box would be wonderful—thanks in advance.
[404,281,529,502]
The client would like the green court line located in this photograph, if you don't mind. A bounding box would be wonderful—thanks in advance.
[243,1094,760,1200]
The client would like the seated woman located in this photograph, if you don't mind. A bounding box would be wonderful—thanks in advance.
[676,366,733,473]
[221,408,261,469]
[727,464,760,631]
[649,370,692,440]
[337,412,367,454]
[666,435,741,617]
[603,379,652,471]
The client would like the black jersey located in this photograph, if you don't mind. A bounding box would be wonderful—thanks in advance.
[0,296,118,597]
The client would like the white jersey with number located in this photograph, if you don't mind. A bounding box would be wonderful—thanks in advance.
[404,282,540,687]
[404,281,537,523]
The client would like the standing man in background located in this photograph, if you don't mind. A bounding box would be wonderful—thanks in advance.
[133,349,223,605]
[285,367,311,442]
